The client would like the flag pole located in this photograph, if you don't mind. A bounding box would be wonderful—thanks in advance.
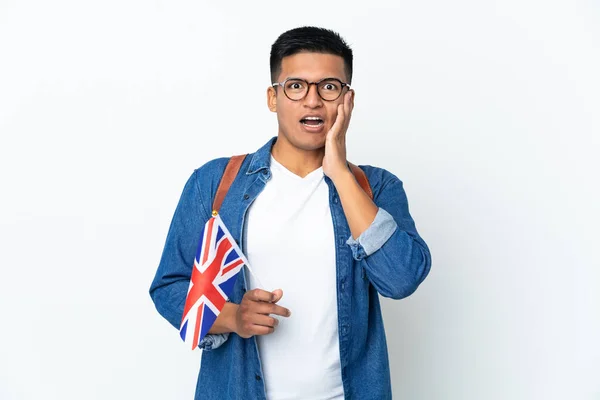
[244,262,264,290]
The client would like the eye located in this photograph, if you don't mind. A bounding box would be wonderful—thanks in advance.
[286,80,305,91]
[321,81,340,91]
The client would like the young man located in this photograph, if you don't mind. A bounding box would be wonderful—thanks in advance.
[150,26,431,399]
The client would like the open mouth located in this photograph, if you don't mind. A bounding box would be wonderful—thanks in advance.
[300,116,324,127]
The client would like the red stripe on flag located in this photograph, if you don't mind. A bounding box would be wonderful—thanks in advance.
[192,305,203,349]
[182,237,232,320]
[201,217,215,265]
[222,258,244,275]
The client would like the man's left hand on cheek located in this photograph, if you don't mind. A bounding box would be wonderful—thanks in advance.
[323,89,355,181]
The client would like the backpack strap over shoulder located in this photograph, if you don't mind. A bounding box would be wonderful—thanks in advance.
[348,162,373,200]
[212,155,373,215]
[212,154,247,215]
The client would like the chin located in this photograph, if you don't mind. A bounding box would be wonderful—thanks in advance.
[278,126,326,152]
[292,130,327,151]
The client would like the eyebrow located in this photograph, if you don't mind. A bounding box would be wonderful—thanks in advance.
[284,76,344,82]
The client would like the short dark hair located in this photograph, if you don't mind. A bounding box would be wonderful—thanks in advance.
[270,26,353,84]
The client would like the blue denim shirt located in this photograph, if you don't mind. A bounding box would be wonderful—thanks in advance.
[149,136,431,399]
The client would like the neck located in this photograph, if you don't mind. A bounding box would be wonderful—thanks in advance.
[271,134,325,178]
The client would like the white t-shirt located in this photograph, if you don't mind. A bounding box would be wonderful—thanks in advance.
[244,155,344,400]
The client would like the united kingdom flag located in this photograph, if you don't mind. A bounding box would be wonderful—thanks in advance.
[180,214,248,349]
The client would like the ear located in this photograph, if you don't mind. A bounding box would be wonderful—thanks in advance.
[350,89,355,107]
[267,86,277,113]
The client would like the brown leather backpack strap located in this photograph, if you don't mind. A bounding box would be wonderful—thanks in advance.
[212,154,247,215]
[348,162,373,200]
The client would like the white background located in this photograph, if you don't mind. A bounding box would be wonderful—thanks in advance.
[1,1,599,399]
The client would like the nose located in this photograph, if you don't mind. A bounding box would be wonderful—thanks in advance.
[304,83,323,108]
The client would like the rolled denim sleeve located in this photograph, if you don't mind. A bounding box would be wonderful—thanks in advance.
[346,207,398,260]
[198,332,230,350]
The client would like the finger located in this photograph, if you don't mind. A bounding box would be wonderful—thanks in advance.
[329,104,345,138]
[249,325,275,336]
[247,288,276,303]
[344,91,351,114]
[250,314,279,329]
[271,289,283,303]
[255,302,291,317]
[343,91,353,131]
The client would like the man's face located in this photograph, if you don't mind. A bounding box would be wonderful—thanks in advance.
[267,52,352,152]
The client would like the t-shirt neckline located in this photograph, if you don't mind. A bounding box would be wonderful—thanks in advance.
[270,155,324,182]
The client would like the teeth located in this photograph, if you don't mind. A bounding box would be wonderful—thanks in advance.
[304,117,322,120]
[302,121,324,126]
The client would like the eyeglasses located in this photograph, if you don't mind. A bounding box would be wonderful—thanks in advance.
[272,77,351,101]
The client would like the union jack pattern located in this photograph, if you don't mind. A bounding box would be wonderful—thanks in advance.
[180,214,247,349]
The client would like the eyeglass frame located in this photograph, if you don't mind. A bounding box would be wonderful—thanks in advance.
[272,77,351,102]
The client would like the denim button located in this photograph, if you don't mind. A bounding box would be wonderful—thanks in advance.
[243,194,249,200]
[255,374,262,381]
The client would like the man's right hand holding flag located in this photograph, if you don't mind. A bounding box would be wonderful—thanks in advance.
[207,288,292,339]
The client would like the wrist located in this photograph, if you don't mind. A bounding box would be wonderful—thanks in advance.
[330,166,354,187]
[229,303,240,335]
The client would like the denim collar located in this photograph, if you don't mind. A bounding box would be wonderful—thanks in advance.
[246,136,277,175]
